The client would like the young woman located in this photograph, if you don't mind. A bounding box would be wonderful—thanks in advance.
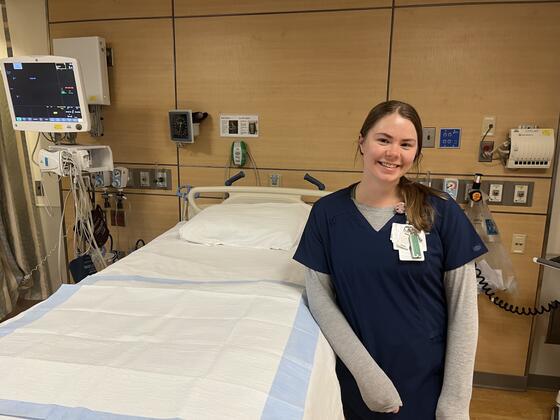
[294,100,487,419]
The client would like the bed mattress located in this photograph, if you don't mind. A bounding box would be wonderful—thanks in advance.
[0,223,342,420]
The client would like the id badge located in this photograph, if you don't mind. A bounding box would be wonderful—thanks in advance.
[391,223,427,261]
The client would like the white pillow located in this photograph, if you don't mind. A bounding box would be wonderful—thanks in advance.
[179,202,311,250]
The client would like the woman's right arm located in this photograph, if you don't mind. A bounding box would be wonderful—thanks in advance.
[305,268,402,413]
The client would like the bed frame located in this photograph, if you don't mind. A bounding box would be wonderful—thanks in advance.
[187,186,331,216]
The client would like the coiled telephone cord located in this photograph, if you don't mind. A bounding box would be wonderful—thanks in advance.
[476,266,560,316]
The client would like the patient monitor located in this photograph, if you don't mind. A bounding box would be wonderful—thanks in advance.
[0,55,91,132]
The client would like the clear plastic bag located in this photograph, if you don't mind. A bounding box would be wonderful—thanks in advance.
[464,191,517,293]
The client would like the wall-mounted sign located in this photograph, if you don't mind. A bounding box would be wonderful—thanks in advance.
[220,114,259,138]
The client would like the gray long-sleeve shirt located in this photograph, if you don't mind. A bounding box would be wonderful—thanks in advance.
[304,201,478,419]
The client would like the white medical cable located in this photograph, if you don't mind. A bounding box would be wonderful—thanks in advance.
[224,154,232,185]
[246,149,261,186]
[57,189,72,283]
[67,157,106,269]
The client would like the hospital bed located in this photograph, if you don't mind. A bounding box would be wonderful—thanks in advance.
[0,186,343,420]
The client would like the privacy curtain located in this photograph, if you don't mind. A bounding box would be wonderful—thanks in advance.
[0,81,52,320]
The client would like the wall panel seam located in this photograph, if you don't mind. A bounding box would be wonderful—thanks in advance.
[491,211,547,216]
[114,162,178,167]
[49,16,173,25]
[395,0,560,9]
[172,0,181,220]
[174,7,392,20]
[178,164,553,179]
[386,0,396,101]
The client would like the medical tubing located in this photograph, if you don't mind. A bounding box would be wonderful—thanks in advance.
[476,266,560,316]
[304,173,326,190]
[225,171,245,186]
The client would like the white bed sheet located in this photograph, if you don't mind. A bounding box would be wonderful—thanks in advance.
[98,222,307,285]
[0,223,343,420]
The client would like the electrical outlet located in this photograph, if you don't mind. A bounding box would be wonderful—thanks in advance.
[482,116,496,136]
[488,183,503,203]
[139,171,150,187]
[478,140,494,162]
[269,173,282,187]
[422,127,436,148]
[511,233,527,254]
[513,184,529,204]
[34,180,44,196]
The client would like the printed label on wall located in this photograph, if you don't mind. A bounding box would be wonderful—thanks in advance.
[220,114,259,138]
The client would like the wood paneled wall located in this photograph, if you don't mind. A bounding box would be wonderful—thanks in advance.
[48,0,560,380]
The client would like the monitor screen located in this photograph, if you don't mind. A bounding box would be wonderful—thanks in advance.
[0,56,90,132]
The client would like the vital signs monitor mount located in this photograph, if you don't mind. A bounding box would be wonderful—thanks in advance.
[0,55,91,133]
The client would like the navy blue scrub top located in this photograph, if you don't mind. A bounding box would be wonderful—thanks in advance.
[293,184,487,420]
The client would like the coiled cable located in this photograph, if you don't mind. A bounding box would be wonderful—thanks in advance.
[476,264,560,316]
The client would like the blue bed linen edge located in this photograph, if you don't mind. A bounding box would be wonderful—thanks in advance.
[0,275,319,420]
[260,299,320,420]
[0,284,79,339]
[0,400,181,420]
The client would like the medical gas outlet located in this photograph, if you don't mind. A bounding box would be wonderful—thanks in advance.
[488,184,503,203]
[513,184,529,204]
[155,171,168,188]
[112,167,129,189]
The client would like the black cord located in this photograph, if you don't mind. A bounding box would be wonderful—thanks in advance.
[476,265,560,316]
[480,124,493,143]
[135,239,146,250]
[108,234,114,251]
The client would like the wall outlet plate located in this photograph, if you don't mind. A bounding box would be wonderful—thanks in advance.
[478,140,494,162]
[269,173,282,187]
[156,171,168,188]
[139,171,150,187]
[513,184,529,204]
[34,180,44,196]
[511,233,527,254]
[488,183,504,203]
[422,127,436,148]
[482,116,496,136]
